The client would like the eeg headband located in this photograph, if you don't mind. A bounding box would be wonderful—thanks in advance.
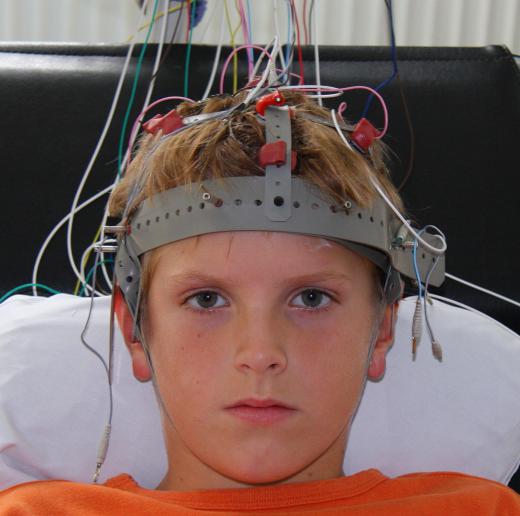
[109,101,445,322]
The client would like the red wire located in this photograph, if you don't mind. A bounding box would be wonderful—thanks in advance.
[290,0,305,84]
[302,0,309,45]
[185,0,191,43]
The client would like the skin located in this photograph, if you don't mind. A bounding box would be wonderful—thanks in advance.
[115,231,397,492]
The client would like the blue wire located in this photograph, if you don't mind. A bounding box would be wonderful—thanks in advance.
[0,283,61,304]
[412,240,423,299]
[117,0,161,178]
[361,0,398,119]
[245,0,254,71]
[184,0,198,98]
[79,259,114,297]
[281,1,292,84]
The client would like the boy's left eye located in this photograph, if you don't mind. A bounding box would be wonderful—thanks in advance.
[291,289,332,309]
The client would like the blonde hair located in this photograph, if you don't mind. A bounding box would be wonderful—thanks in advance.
[109,90,403,219]
[109,90,404,298]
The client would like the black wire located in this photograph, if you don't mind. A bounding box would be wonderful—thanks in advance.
[149,0,186,82]
[362,0,398,117]
[396,72,416,191]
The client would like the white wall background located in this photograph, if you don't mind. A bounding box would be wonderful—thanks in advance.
[0,0,519,54]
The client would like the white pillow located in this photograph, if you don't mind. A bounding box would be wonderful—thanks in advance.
[0,294,519,490]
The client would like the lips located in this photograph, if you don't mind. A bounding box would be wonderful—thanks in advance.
[225,398,297,424]
[226,398,296,409]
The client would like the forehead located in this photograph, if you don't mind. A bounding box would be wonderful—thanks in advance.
[148,231,372,280]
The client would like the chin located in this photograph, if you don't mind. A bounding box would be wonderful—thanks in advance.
[219,455,309,487]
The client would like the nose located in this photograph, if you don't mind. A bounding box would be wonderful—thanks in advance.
[233,309,288,375]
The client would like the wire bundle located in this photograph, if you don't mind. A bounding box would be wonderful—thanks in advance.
[2,0,515,322]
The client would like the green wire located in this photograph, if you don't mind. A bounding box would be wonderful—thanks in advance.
[79,259,114,297]
[117,0,161,179]
[0,283,61,304]
[184,0,198,98]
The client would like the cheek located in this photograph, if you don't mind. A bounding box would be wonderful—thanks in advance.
[296,325,370,399]
[146,311,229,400]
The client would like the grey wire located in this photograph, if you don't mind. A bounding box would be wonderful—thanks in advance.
[423,254,441,347]
[80,248,114,424]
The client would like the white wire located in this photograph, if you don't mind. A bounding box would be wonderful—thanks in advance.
[79,239,117,296]
[59,0,151,294]
[279,85,342,98]
[279,84,348,95]
[368,178,446,256]
[31,184,115,295]
[425,294,520,340]
[244,37,280,104]
[329,110,447,256]
[202,5,226,99]
[195,0,216,43]
[312,0,323,106]
[330,109,353,150]
[140,0,170,127]
[76,0,168,294]
[445,273,520,309]
[247,36,277,82]
[273,0,286,70]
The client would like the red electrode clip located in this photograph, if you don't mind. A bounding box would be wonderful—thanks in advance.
[255,91,285,116]
[142,109,184,136]
[351,118,380,152]
[258,141,297,170]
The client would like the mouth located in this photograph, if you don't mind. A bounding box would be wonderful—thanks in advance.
[224,398,297,425]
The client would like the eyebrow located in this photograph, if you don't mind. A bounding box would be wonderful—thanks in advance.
[167,271,353,287]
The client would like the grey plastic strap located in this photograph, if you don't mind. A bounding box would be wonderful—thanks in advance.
[263,105,292,221]
[115,176,445,310]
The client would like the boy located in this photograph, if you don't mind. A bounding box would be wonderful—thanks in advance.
[1,90,518,514]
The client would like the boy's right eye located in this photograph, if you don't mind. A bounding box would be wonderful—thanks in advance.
[185,291,227,310]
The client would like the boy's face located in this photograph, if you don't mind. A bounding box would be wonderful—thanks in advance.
[121,231,394,491]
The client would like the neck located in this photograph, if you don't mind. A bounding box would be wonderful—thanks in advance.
[156,427,348,492]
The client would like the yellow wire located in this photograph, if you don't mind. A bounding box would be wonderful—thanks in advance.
[126,3,183,43]
[224,0,238,93]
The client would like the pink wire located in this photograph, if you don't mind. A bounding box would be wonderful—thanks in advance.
[337,101,347,118]
[337,86,389,138]
[237,0,253,78]
[275,68,302,82]
[124,95,195,166]
[219,44,272,94]
[287,85,389,138]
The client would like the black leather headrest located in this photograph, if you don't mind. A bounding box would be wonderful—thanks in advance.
[0,43,518,332]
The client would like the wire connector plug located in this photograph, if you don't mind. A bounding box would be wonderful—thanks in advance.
[92,424,112,484]
[411,297,422,360]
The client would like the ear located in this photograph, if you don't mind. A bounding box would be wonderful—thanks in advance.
[113,287,153,382]
[367,301,398,381]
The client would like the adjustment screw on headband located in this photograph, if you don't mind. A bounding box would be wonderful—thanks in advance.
[200,190,223,207]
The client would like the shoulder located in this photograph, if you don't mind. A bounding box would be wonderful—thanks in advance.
[377,471,520,512]
[0,476,138,514]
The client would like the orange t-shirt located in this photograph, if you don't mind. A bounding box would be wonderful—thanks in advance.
[1,469,519,515]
